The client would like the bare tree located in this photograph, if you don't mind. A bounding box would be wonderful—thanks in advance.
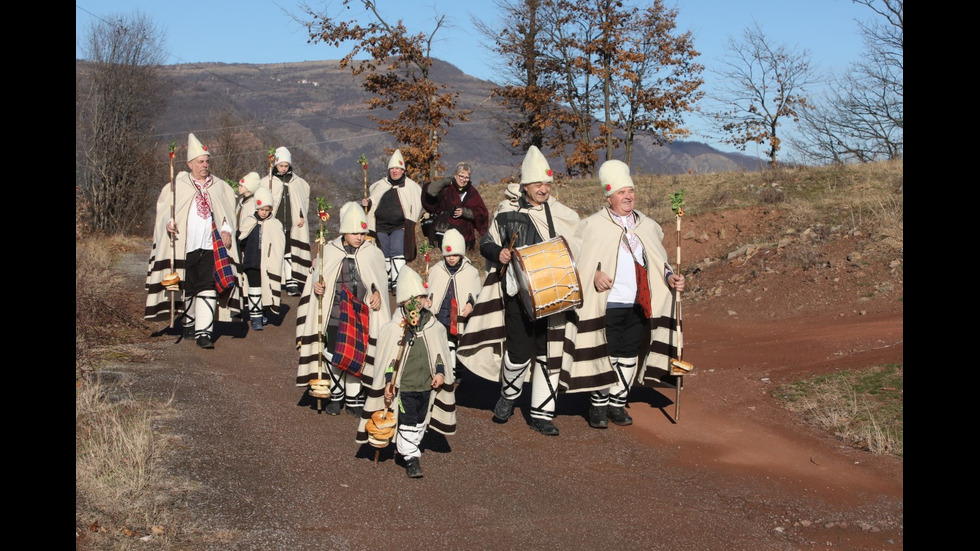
[794,0,902,163]
[304,0,471,184]
[77,11,169,235]
[590,0,634,164]
[477,0,605,177]
[709,23,816,166]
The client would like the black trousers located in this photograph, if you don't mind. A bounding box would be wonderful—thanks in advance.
[503,294,548,364]
[185,249,214,294]
[605,305,645,357]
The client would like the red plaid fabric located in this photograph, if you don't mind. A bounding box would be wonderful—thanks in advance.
[332,284,369,377]
[211,216,236,294]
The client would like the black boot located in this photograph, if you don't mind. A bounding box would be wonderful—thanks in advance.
[405,457,423,478]
[607,406,633,426]
[530,418,560,436]
[588,405,609,429]
[324,400,343,415]
[493,397,515,422]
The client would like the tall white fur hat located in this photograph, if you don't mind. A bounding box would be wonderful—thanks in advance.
[339,201,369,234]
[388,149,406,170]
[598,159,634,197]
[442,229,465,256]
[274,146,292,166]
[187,133,209,162]
[396,266,426,303]
[520,145,554,185]
[253,187,273,210]
[239,172,261,194]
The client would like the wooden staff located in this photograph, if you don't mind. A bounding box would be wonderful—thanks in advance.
[674,208,683,365]
[267,147,276,185]
[168,142,177,328]
[375,319,412,467]
[420,243,433,278]
[358,154,369,213]
[667,203,693,420]
[310,200,332,411]
[315,233,325,411]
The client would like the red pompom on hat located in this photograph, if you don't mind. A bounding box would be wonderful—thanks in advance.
[441,229,465,257]
[253,187,273,210]
[520,145,555,185]
[339,201,369,234]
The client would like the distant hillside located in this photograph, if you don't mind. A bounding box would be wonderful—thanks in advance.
[79,59,761,186]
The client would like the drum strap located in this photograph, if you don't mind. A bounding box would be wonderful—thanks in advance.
[543,202,556,238]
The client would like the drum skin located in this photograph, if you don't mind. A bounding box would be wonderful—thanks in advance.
[513,236,583,320]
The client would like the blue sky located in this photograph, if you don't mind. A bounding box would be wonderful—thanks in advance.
[76,0,876,156]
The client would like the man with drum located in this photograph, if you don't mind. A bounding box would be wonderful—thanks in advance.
[457,146,614,436]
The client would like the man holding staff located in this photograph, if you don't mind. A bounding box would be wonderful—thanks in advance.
[145,133,241,349]
[457,146,612,436]
[571,160,685,428]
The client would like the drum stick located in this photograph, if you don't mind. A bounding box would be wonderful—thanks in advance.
[496,229,519,278]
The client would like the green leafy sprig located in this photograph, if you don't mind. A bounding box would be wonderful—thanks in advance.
[315,197,333,243]
[670,189,686,216]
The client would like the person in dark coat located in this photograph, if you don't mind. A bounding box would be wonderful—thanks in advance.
[421,162,489,250]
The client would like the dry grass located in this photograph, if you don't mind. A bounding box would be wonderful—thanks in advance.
[76,235,152,376]
[773,364,903,457]
[452,161,904,282]
[76,376,186,547]
[474,160,902,245]
[76,235,191,548]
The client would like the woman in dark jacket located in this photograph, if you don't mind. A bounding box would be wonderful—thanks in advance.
[421,162,490,250]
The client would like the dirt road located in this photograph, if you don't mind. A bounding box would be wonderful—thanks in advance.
[91,197,906,551]
[108,276,902,550]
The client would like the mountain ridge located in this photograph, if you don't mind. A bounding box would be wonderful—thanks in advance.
[79,58,762,186]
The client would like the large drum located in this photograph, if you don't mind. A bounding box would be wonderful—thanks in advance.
[513,236,582,320]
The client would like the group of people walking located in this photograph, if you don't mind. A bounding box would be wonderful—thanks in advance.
[145,133,685,479]
[145,136,312,346]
